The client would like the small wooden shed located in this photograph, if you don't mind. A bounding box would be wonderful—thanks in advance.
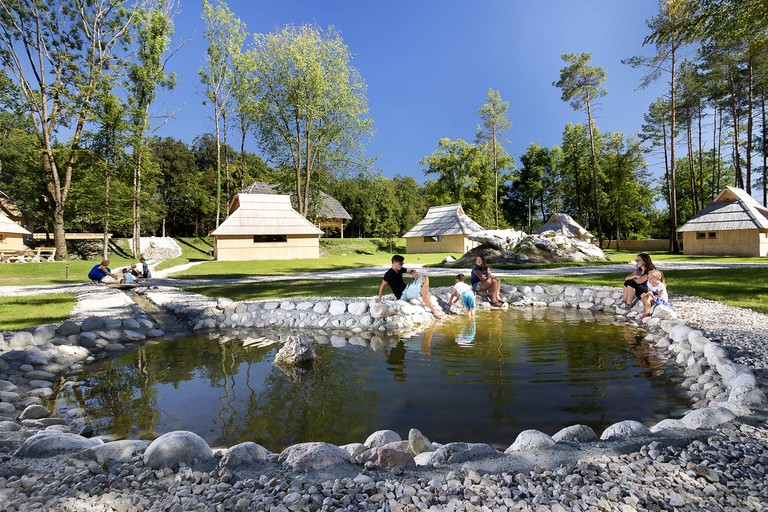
[242,181,352,237]
[0,190,34,232]
[211,194,323,261]
[0,211,32,253]
[403,204,484,254]
[678,186,768,257]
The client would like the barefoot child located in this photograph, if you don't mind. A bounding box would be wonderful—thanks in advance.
[638,269,670,321]
[448,274,476,318]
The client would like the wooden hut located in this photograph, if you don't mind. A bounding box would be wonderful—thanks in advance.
[241,181,352,237]
[0,190,34,232]
[211,194,323,261]
[403,204,484,254]
[535,213,593,242]
[678,186,768,257]
[0,211,32,254]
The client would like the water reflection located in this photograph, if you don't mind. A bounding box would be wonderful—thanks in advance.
[54,309,690,451]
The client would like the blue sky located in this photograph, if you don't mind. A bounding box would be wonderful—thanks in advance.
[156,0,667,182]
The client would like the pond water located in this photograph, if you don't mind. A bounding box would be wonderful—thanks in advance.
[54,308,690,451]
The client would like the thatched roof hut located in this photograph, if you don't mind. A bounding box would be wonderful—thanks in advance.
[242,181,352,236]
[678,186,768,256]
[403,204,484,254]
[211,194,323,261]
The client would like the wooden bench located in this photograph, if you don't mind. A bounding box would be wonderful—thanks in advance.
[0,247,56,262]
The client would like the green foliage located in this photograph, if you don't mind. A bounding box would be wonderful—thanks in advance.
[250,24,373,217]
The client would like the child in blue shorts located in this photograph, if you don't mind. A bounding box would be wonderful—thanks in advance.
[448,274,476,318]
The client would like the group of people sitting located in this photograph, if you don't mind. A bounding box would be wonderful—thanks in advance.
[378,251,672,321]
[88,258,151,284]
[377,254,507,319]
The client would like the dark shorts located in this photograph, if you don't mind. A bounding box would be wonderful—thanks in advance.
[624,280,648,298]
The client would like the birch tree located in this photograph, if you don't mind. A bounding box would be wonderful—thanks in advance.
[0,0,133,258]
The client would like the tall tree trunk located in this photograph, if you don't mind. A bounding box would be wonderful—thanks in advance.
[240,118,247,189]
[132,148,143,257]
[103,170,110,260]
[697,104,704,206]
[712,106,717,199]
[728,66,743,188]
[584,87,603,248]
[686,108,698,214]
[223,110,230,201]
[215,104,222,227]
[762,90,767,207]
[669,45,679,253]
[662,108,672,231]
[717,108,723,192]
[746,50,754,194]
[492,126,499,229]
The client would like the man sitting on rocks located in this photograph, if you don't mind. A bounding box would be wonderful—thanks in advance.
[377,255,445,318]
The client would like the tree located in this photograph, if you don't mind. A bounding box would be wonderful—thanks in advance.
[419,138,478,206]
[0,0,133,258]
[554,52,607,247]
[200,0,246,226]
[250,24,373,217]
[477,88,513,228]
[518,143,551,229]
[127,0,176,256]
[559,123,592,223]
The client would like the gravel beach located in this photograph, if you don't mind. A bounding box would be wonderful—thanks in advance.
[1,264,767,511]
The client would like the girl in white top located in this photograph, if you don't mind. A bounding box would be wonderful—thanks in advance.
[638,269,670,321]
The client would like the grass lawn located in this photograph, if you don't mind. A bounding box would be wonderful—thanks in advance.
[0,294,78,331]
[168,238,457,279]
[0,258,139,287]
[602,249,768,264]
[154,237,215,271]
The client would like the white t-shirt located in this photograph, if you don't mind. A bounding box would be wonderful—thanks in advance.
[648,281,668,301]
[453,281,472,296]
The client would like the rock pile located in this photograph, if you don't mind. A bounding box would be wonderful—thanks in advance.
[128,237,182,260]
[460,228,606,264]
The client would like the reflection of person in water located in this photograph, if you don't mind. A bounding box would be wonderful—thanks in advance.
[385,340,407,382]
[455,319,476,346]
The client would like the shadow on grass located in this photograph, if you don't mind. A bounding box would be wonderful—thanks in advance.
[1,294,77,331]
[176,237,214,255]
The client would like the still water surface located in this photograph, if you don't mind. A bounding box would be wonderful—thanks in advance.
[55,308,690,450]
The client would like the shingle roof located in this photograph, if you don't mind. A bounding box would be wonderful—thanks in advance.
[241,181,351,220]
[402,204,484,238]
[0,190,33,221]
[211,194,323,236]
[0,211,32,235]
[678,186,768,232]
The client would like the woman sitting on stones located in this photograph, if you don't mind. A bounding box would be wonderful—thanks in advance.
[620,253,655,308]
[471,255,504,306]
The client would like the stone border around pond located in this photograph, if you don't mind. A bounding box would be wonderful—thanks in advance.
[1,283,766,474]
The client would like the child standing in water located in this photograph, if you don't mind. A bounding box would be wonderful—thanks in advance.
[638,269,670,321]
[448,274,476,318]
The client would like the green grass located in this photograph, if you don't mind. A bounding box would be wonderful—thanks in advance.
[168,238,456,279]
[602,249,768,263]
[0,294,78,331]
[0,258,138,286]
[154,237,215,271]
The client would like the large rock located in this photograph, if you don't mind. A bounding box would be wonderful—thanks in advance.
[81,440,149,464]
[143,431,213,469]
[8,331,34,349]
[364,429,401,448]
[680,407,736,429]
[552,424,597,443]
[19,404,50,420]
[219,442,270,468]
[16,432,102,457]
[506,430,556,452]
[358,446,415,469]
[408,428,433,455]
[56,321,80,337]
[278,442,350,470]
[600,420,652,440]
[431,442,497,464]
[273,336,315,366]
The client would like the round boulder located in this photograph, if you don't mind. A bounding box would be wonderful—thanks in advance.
[505,429,556,452]
[552,424,597,443]
[680,407,736,430]
[600,420,652,440]
[278,442,350,470]
[219,442,270,468]
[16,432,102,457]
[143,431,213,469]
[364,429,401,448]
[19,404,50,421]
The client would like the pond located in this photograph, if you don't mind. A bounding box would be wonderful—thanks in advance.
[54,308,690,451]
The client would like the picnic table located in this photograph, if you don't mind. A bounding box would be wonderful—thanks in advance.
[0,247,56,263]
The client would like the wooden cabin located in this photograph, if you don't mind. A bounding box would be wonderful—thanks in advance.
[211,194,323,261]
[678,186,768,257]
[403,204,484,254]
[0,190,34,233]
[0,211,32,254]
[241,181,352,237]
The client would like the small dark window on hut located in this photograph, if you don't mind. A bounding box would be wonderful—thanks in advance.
[253,235,287,243]
[708,232,717,239]
[696,232,706,239]
[424,236,443,242]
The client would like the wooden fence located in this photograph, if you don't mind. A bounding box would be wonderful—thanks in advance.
[601,239,671,251]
